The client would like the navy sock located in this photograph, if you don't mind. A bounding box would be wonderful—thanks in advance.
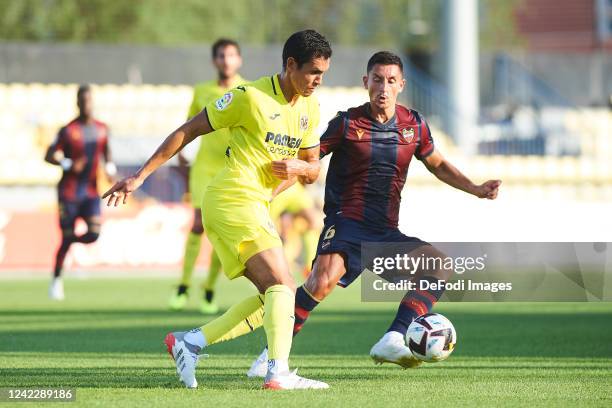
[387,276,444,335]
[53,237,74,278]
[293,286,319,337]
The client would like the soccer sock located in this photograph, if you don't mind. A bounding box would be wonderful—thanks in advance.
[302,229,319,273]
[202,249,222,301]
[180,232,202,286]
[212,302,264,344]
[53,236,73,278]
[387,275,445,335]
[293,286,320,337]
[200,294,264,345]
[263,284,295,363]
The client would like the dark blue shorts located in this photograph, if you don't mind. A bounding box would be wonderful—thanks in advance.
[316,214,429,287]
[58,197,101,230]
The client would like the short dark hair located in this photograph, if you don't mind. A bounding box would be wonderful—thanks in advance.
[367,51,403,74]
[282,29,332,69]
[212,38,240,58]
[77,84,91,98]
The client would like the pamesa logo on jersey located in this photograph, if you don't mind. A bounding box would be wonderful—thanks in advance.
[264,132,303,155]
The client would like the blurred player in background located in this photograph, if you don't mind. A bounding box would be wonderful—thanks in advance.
[44,85,116,300]
[248,51,501,376]
[103,30,332,390]
[169,39,245,314]
[269,182,321,278]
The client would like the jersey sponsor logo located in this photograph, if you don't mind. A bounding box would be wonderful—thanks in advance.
[236,86,246,92]
[215,92,233,111]
[401,128,415,143]
[356,129,364,140]
[300,115,309,131]
[264,132,302,155]
[264,132,302,149]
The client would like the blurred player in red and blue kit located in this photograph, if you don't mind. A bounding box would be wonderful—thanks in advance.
[44,85,116,300]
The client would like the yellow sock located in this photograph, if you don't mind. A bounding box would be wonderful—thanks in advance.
[201,294,264,345]
[264,284,295,361]
[180,232,201,286]
[202,249,222,291]
[303,229,319,271]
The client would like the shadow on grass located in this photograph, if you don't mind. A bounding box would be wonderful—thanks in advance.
[1,308,611,358]
[0,367,262,390]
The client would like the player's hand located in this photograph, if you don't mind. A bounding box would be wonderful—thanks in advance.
[101,175,143,207]
[474,180,501,199]
[271,159,309,180]
[71,157,87,174]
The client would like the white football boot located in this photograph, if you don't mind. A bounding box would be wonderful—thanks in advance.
[370,331,422,368]
[48,277,65,301]
[164,331,204,388]
[263,366,329,390]
[247,348,268,378]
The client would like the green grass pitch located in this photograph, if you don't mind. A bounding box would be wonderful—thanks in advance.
[1,277,611,407]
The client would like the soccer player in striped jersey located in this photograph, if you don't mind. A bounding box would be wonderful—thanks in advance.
[103,30,332,390]
[248,51,501,376]
[44,85,116,300]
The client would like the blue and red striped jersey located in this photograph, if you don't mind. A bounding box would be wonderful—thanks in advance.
[320,103,434,229]
[50,119,109,201]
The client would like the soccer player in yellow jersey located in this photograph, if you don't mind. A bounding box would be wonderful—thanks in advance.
[169,39,246,314]
[103,30,332,390]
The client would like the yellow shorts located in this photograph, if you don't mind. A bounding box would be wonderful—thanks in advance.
[269,183,314,221]
[202,191,282,280]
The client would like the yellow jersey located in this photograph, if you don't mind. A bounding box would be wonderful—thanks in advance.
[205,74,320,203]
[188,76,245,176]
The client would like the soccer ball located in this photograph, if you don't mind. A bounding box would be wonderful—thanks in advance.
[406,313,457,362]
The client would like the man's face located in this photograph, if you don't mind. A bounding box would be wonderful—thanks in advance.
[286,56,330,97]
[77,90,93,117]
[213,45,242,80]
[363,64,405,110]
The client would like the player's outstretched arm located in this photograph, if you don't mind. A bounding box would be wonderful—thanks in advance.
[102,109,213,206]
[270,145,321,185]
[422,149,501,199]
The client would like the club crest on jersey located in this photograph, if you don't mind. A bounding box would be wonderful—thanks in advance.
[300,115,309,131]
[401,128,415,143]
[215,92,233,111]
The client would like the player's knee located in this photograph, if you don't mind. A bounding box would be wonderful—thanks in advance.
[423,247,453,281]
